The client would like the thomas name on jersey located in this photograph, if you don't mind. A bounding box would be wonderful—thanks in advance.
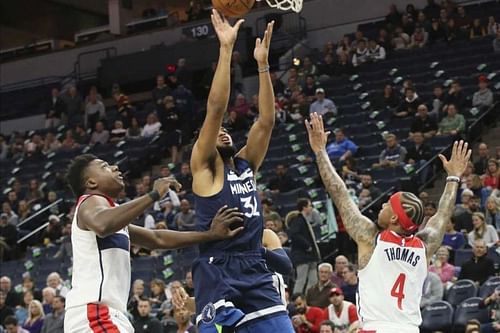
[383,247,421,267]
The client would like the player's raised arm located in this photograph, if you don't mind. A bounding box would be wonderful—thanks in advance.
[191,10,244,171]
[417,140,471,261]
[78,177,180,238]
[306,113,378,248]
[128,206,244,249]
[237,21,275,171]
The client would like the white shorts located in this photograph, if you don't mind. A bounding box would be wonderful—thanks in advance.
[360,322,419,333]
[64,303,134,333]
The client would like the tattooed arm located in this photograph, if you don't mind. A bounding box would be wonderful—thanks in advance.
[417,140,471,262]
[306,113,378,268]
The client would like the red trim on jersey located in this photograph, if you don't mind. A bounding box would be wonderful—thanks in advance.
[389,192,418,232]
[347,304,358,323]
[379,230,424,248]
[77,194,116,208]
[87,303,120,333]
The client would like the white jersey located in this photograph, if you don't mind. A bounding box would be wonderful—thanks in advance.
[357,230,427,331]
[327,301,356,333]
[65,194,131,313]
[272,273,287,306]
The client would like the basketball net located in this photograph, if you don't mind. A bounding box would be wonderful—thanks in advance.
[264,0,303,13]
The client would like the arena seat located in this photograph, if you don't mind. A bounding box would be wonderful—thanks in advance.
[479,276,500,298]
[420,300,454,333]
[453,297,490,332]
[445,279,478,307]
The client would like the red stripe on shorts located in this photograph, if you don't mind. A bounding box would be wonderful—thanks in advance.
[87,303,120,333]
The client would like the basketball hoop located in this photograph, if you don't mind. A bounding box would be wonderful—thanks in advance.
[264,0,303,13]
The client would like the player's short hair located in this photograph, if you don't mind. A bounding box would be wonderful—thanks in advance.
[297,198,311,212]
[399,191,425,229]
[66,154,98,197]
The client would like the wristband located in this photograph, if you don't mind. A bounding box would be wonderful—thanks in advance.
[446,176,461,183]
[148,190,160,202]
[258,66,270,73]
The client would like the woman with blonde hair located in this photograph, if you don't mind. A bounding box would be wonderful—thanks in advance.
[429,246,456,286]
[22,300,44,333]
[468,212,499,248]
[485,195,500,229]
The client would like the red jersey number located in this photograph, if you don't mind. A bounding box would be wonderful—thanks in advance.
[390,273,406,310]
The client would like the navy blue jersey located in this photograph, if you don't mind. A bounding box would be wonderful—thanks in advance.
[194,157,263,253]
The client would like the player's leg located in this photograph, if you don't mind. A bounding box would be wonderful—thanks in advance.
[65,304,134,333]
[235,313,294,333]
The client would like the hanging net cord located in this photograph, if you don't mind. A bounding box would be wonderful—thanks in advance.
[264,0,303,13]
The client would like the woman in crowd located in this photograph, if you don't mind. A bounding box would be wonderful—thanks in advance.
[126,117,142,139]
[429,246,456,286]
[15,290,34,325]
[22,300,44,333]
[485,196,500,229]
[468,212,499,248]
[149,278,167,310]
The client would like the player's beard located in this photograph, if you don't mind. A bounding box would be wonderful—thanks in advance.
[217,144,237,161]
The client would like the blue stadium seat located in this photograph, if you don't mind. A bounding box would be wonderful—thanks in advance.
[445,279,478,307]
[453,297,490,332]
[454,249,473,267]
[420,300,454,333]
[479,276,500,298]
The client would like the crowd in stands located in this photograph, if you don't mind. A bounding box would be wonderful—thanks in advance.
[1,1,500,332]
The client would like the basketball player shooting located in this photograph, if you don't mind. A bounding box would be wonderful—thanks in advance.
[305,113,471,333]
[63,154,243,333]
[189,9,294,333]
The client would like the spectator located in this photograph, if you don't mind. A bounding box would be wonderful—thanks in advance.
[152,75,170,110]
[126,117,142,139]
[470,18,486,39]
[41,132,61,155]
[309,89,337,116]
[63,86,82,126]
[224,110,248,132]
[487,16,499,35]
[424,0,441,20]
[25,178,44,205]
[428,18,446,44]
[22,300,44,333]
[128,279,145,320]
[482,159,499,190]
[429,246,456,285]
[386,4,402,28]
[352,40,369,67]
[350,30,368,50]
[474,143,490,175]
[268,164,297,194]
[367,40,386,62]
[392,27,410,50]
[394,87,422,118]
[420,271,444,308]
[89,121,109,145]
[0,212,17,261]
[45,273,68,298]
[335,52,354,76]
[454,194,481,233]
[420,202,437,230]
[0,291,14,327]
[340,264,358,305]
[443,81,467,114]
[356,174,382,200]
[468,212,499,248]
[376,84,400,109]
[24,134,43,158]
[133,298,163,333]
[319,321,336,333]
[303,75,319,102]
[174,199,196,231]
[478,289,500,333]
[330,255,348,287]
[184,271,194,297]
[54,222,72,259]
[44,88,65,129]
[0,134,8,160]
[325,128,358,163]
[377,28,392,51]
[323,288,358,333]
[417,11,431,31]
[40,296,64,333]
[112,89,132,126]
[176,163,193,198]
[0,277,18,308]
[485,196,500,229]
[437,104,465,137]
[301,56,318,79]
[492,30,500,52]
[289,199,321,294]
[291,294,325,333]
[109,120,127,143]
[442,217,466,252]
[40,288,54,315]
[149,279,166,310]
[405,131,434,184]
[429,84,445,119]
[141,113,162,138]
[459,239,495,284]
[41,215,62,246]
[84,90,106,128]
[4,316,29,333]
[472,75,494,110]
[15,291,33,327]
[455,6,472,34]
[306,263,336,308]
[73,125,88,146]
[445,18,459,42]
[410,105,438,139]
[270,71,285,96]
[318,54,336,78]
[373,134,407,169]
[402,12,416,35]
[410,26,428,48]
[171,306,195,333]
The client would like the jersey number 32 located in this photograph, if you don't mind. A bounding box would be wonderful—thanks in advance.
[240,196,260,218]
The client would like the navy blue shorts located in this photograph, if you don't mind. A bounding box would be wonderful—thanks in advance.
[193,251,293,333]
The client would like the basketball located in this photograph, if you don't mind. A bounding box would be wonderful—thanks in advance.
[212,0,255,17]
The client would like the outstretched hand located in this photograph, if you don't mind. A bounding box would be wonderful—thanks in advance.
[305,112,331,154]
[438,140,472,178]
[254,21,274,65]
[209,205,244,240]
[211,9,244,48]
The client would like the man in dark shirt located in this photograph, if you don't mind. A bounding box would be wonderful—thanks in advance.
[474,143,490,175]
[0,213,17,261]
[45,88,66,128]
[459,239,495,285]
[443,81,468,115]
[152,75,170,112]
[0,277,18,308]
[341,264,359,305]
[405,132,434,184]
[306,263,336,308]
[268,164,297,193]
[0,291,14,327]
[133,298,163,333]
[394,87,422,118]
[410,104,438,139]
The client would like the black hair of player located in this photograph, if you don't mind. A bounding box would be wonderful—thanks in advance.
[66,154,98,197]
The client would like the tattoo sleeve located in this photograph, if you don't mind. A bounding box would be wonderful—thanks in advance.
[315,150,378,246]
[418,181,459,257]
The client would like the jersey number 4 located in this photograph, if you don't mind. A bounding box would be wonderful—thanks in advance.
[240,196,260,218]
[390,273,406,310]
